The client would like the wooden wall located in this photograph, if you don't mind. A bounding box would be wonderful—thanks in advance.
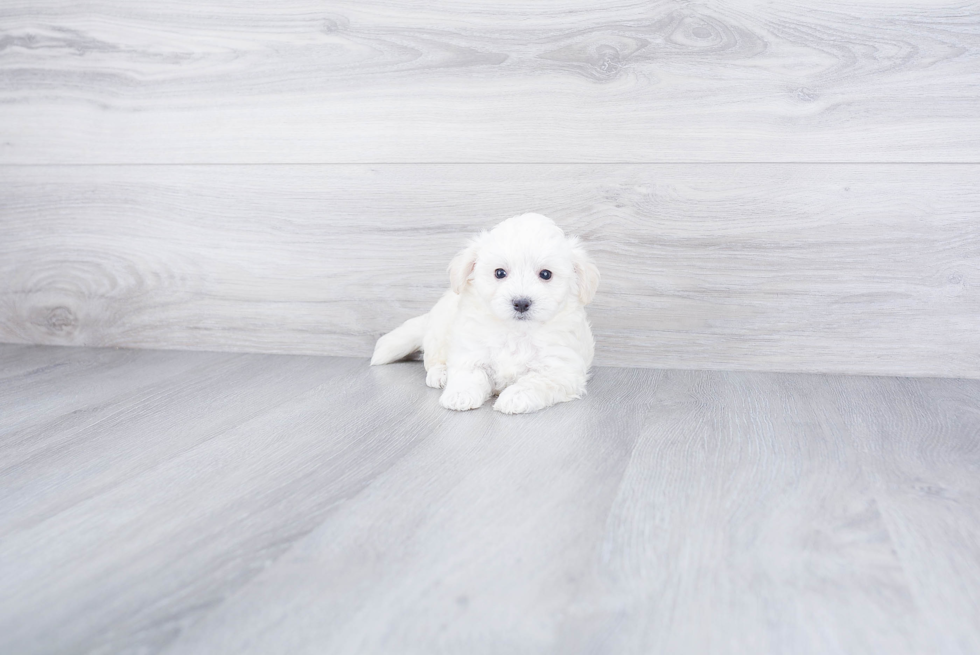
[1,1,978,377]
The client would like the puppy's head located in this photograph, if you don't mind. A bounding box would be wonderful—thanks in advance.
[448,213,599,323]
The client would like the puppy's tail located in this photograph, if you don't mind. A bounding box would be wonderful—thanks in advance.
[370,314,428,365]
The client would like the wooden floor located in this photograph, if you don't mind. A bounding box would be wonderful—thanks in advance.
[2,344,979,654]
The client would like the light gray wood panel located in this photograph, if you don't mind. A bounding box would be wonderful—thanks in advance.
[0,354,436,654]
[1,1,979,163]
[842,375,980,654]
[166,365,662,655]
[0,343,90,381]
[557,371,925,654]
[1,164,977,378]
[3,345,980,653]
[0,345,233,435]
[0,353,362,532]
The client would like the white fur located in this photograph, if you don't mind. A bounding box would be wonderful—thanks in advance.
[371,213,600,414]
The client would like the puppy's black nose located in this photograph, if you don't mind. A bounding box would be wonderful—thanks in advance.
[513,297,532,314]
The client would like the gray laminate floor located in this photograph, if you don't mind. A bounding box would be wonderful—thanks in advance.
[1,344,978,655]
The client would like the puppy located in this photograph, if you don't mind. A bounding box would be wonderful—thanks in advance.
[371,213,599,414]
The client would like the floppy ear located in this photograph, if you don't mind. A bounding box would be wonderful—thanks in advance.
[448,242,479,294]
[570,239,600,305]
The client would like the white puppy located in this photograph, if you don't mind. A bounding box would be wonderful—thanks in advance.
[371,213,599,414]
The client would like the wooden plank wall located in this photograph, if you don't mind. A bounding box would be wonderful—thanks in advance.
[1,0,978,377]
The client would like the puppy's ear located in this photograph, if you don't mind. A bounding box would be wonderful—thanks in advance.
[448,241,479,294]
[570,239,600,305]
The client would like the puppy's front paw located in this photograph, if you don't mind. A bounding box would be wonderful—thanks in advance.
[493,386,547,414]
[440,387,487,411]
[425,364,448,389]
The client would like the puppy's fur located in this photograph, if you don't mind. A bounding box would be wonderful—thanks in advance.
[371,213,599,414]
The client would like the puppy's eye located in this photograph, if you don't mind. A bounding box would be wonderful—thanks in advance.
[494,268,507,279]
[539,269,552,280]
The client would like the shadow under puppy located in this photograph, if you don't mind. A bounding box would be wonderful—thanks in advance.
[372,213,599,414]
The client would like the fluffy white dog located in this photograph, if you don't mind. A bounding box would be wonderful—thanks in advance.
[371,213,599,414]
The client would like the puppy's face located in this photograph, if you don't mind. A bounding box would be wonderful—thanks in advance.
[449,213,599,323]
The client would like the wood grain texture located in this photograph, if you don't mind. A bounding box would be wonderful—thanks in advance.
[1,0,979,163]
[558,371,924,654]
[0,353,360,533]
[169,363,664,655]
[0,351,433,654]
[1,164,977,377]
[0,345,233,436]
[841,376,980,654]
[3,344,979,654]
